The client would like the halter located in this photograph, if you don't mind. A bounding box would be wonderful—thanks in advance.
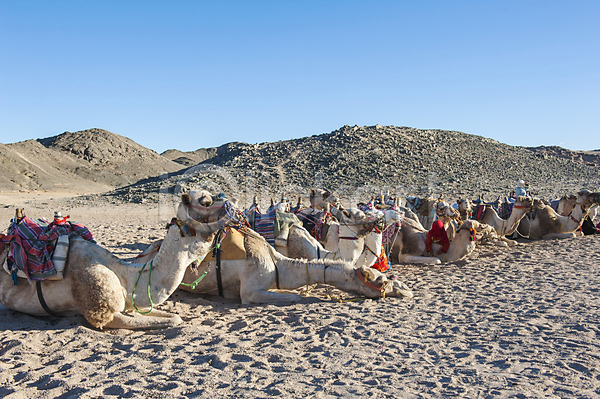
[568,202,591,232]
[354,268,391,298]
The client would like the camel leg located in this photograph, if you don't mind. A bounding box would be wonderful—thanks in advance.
[397,254,441,265]
[240,289,303,305]
[103,310,183,330]
[542,232,577,240]
[501,237,518,246]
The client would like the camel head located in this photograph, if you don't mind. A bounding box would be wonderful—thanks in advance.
[357,266,413,298]
[457,198,472,212]
[181,190,213,208]
[310,189,339,209]
[178,190,236,223]
[577,189,600,207]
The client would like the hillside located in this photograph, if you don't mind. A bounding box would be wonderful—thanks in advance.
[102,125,600,206]
[0,129,183,192]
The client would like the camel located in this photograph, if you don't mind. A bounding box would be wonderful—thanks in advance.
[457,199,473,220]
[176,225,412,303]
[389,217,496,265]
[177,191,385,268]
[309,189,339,209]
[517,191,600,240]
[138,204,413,302]
[0,217,226,329]
[477,196,533,245]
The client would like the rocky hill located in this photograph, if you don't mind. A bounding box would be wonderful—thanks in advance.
[101,125,600,207]
[2,125,599,207]
[526,146,600,168]
[0,129,183,192]
[161,148,218,167]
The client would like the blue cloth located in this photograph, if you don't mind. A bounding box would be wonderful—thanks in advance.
[515,187,527,197]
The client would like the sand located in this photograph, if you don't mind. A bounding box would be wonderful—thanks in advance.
[1,197,600,398]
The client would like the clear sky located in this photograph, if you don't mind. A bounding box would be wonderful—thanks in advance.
[1,1,598,153]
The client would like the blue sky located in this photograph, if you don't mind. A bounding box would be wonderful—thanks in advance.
[1,1,598,152]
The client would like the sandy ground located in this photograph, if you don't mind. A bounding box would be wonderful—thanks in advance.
[1,196,600,398]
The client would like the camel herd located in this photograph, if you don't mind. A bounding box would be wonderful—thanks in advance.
[1,187,599,330]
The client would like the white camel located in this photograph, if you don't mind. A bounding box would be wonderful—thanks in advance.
[0,218,226,329]
[176,226,412,303]
[389,218,496,265]
[136,225,412,304]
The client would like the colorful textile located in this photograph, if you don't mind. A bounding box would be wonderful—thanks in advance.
[1,217,95,281]
[371,246,390,272]
[250,208,277,245]
[382,222,401,253]
[426,220,449,254]
[274,211,302,238]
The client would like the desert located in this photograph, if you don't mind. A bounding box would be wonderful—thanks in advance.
[1,127,599,398]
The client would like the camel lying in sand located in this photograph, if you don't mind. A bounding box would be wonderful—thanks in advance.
[179,191,384,267]
[177,227,411,303]
[478,196,533,245]
[389,218,495,265]
[140,194,413,303]
[0,217,226,329]
[287,206,384,267]
[517,191,600,240]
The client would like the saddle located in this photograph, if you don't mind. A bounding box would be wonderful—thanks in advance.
[201,227,247,264]
[295,208,332,241]
[1,215,95,282]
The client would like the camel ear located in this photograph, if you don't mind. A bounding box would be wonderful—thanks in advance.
[310,189,316,196]
[181,193,191,205]
[361,267,377,282]
[342,210,351,219]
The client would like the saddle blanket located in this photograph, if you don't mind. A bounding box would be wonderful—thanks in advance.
[0,217,95,281]
[382,222,401,251]
[201,227,247,264]
[250,207,277,245]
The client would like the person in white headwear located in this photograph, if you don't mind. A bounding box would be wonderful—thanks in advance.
[515,180,528,197]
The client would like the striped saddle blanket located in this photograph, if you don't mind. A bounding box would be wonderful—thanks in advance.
[0,217,95,281]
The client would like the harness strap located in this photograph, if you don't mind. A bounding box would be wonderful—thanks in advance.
[570,214,583,232]
[354,268,383,293]
[274,262,281,290]
[339,236,359,240]
[214,230,224,297]
[36,281,60,317]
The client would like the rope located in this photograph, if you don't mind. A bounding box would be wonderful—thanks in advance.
[132,259,155,315]
[179,270,209,290]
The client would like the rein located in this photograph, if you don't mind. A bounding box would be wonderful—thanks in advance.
[132,259,155,314]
